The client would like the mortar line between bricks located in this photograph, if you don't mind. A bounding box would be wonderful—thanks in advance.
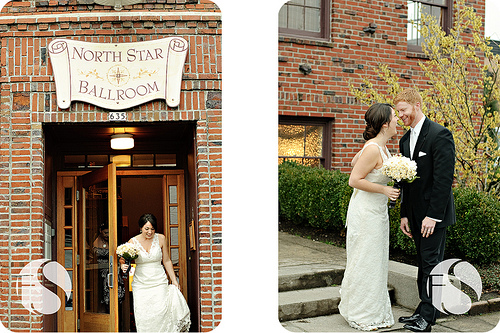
[0,11,222,22]
[205,114,215,329]
[7,95,12,331]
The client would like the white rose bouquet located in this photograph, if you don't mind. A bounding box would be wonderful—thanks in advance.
[381,154,418,183]
[380,154,418,208]
[116,243,139,274]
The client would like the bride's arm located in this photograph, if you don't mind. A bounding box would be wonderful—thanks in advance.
[349,145,399,200]
[351,150,361,167]
[159,234,180,288]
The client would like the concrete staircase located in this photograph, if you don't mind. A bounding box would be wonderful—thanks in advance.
[278,232,420,323]
[278,232,500,332]
[278,264,396,322]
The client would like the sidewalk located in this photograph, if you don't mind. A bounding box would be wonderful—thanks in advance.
[279,231,500,332]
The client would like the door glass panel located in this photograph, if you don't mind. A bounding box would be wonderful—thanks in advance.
[65,292,73,310]
[170,227,179,246]
[84,180,110,314]
[170,206,178,225]
[171,248,179,266]
[169,186,177,204]
[65,229,72,247]
[64,188,72,205]
[65,208,72,227]
[66,269,74,310]
[64,250,72,268]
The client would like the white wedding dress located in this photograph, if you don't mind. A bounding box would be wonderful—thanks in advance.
[338,142,395,331]
[131,234,191,332]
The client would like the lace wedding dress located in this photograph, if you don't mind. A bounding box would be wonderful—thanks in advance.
[338,142,395,331]
[131,234,191,332]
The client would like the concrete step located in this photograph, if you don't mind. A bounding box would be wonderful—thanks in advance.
[281,304,416,332]
[279,286,341,322]
[278,285,395,322]
[278,264,345,292]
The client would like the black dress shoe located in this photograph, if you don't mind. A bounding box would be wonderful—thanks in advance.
[398,313,420,324]
[403,315,431,332]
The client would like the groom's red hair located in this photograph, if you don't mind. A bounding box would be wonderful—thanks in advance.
[394,88,423,107]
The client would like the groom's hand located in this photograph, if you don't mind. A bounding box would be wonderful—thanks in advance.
[400,217,412,238]
[421,217,436,238]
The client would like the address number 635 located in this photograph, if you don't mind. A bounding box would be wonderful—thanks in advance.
[109,112,127,121]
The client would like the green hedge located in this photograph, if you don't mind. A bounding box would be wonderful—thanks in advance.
[447,187,500,265]
[278,162,500,265]
[278,161,352,231]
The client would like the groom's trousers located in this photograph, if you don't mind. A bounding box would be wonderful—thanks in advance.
[410,219,447,325]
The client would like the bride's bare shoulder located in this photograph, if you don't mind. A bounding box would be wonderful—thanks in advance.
[359,143,380,158]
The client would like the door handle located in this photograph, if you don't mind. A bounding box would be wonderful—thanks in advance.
[107,256,113,288]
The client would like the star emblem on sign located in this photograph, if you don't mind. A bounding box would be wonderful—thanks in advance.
[107,65,130,87]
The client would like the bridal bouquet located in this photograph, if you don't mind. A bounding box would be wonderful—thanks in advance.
[116,243,139,274]
[381,154,418,183]
[381,154,418,208]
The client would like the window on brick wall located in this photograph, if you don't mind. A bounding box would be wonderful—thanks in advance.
[278,0,330,40]
[278,117,332,168]
[407,0,452,53]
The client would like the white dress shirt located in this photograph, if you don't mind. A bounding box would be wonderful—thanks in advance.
[409,116,441,223]
[410,116,425,158]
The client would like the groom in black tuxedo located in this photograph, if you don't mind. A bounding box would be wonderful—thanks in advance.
[394,88,456,332]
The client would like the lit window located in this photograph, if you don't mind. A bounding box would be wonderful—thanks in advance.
[278,118,331,168]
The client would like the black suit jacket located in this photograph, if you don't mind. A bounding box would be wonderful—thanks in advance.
[399,118,456,228]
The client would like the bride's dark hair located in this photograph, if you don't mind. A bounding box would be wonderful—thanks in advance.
[363,103,393,140]
[138,213,158,230]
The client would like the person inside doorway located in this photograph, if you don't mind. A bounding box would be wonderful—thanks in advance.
[93,223,125,312]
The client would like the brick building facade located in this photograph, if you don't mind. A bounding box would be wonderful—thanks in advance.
[0,1,221,332]
[278,0,486,173]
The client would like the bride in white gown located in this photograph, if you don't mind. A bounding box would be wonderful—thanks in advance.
[121,213,190,332]
[338,103,399,331]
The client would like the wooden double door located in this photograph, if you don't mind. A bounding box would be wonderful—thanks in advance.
[56,165,188,332]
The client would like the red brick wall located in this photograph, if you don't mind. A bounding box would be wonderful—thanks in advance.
[278,0,486,173]
[0,1,221,331]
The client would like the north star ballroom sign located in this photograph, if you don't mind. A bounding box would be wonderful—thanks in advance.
[48,37,188,110]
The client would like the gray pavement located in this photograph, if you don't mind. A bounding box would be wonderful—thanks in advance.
[279,231,500,333]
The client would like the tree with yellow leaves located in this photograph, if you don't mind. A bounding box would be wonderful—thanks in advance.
[350,0,500,193]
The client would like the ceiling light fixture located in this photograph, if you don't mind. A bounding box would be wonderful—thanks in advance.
[110,133,134,150]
